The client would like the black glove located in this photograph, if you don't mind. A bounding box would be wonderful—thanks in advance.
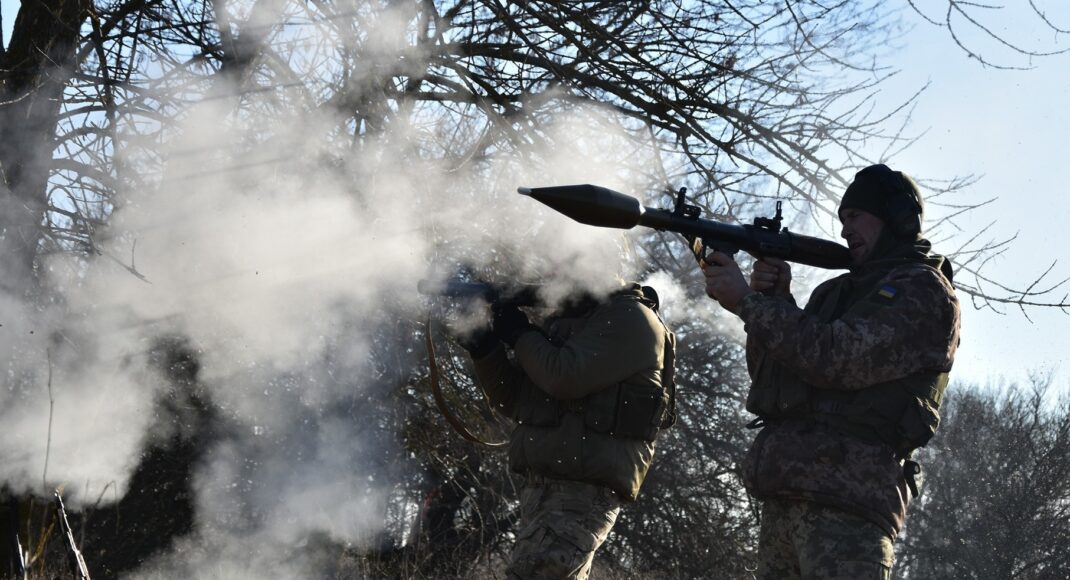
[456,325,498,359]
[492,303,534,347]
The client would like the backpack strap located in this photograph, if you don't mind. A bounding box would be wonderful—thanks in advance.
[639,285,677,429]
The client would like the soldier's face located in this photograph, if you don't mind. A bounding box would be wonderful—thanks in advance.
[839,208,885,265]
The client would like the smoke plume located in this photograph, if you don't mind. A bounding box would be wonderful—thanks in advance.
[0,14,678,576]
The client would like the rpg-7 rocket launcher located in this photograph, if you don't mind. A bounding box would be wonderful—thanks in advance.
[518,184,851,270]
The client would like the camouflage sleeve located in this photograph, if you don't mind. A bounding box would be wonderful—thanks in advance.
[471,345,528,418]
[738,266,960,390]
[512,300,663,400]
[745,294,798,377]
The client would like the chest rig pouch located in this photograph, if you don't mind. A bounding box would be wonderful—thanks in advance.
[582,290,676,442]
[813,372,948,458]
[513,385,565,427]
[746,279,846,419]
[746,349,811,418]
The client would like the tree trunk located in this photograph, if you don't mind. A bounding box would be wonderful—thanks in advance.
[0,0,89,298]
[0,0,88,572]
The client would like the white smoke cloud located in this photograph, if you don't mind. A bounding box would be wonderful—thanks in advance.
[0,275,164,503]
[0,3,703,578]
[640,269,744,341]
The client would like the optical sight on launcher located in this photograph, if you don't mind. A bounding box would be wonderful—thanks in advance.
[518,184,851,270]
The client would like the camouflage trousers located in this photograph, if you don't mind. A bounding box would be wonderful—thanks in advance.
[507,476,622,580]
[755,498,894,580]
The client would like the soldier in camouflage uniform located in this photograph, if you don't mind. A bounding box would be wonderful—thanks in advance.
[458,282,676,580]
[702,164,961,579]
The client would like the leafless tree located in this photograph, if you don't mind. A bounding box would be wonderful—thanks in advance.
[911,1,1070,69]
[3,0,1070,575]
[898,376,1070,579]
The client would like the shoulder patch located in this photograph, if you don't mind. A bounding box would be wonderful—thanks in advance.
[876,284,899,302]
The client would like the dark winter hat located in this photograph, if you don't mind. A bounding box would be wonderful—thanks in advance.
[839,164,924,239]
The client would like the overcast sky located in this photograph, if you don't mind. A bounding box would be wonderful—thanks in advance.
[2,2,1067,390]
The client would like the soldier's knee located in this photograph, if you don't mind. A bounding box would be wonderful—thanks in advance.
[507,526,594,580]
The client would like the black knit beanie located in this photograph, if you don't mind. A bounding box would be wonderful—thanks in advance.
[838,164,923,239]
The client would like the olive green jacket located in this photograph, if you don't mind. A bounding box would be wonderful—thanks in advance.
[472,284,673,501]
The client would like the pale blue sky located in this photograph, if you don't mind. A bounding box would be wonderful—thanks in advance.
[3,2,1066,389]
[873,11,1070,390]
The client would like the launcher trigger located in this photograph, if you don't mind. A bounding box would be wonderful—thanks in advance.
[694,239,739,266]
[688,236,708,265]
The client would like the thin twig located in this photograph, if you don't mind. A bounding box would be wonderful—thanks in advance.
[43,349,55,495]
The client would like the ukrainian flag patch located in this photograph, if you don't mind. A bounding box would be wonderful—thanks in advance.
[877,284,898,301]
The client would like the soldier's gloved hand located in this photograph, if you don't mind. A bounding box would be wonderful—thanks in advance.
[492,304,535,347]
[456,325,498,359]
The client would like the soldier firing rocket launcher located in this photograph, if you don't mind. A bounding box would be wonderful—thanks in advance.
[518,184,851,270]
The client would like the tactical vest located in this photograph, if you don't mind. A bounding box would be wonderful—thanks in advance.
[747,266,949,459]
[508,291,676,501]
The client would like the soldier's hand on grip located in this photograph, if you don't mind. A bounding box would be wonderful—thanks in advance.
[750,257,792,297]
[701,252,753,314]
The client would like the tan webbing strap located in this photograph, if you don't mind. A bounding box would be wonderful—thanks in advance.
[638,288,677,430]
[425,314,507,448]
[660,328,678,429]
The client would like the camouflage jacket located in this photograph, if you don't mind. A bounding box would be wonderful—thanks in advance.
[472,284,675,501]
[738,256,960,536]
